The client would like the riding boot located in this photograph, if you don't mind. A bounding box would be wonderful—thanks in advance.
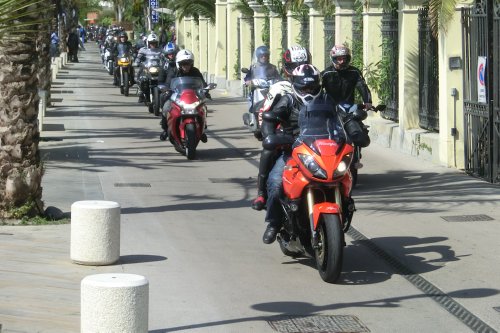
[262,222,280,244]
[251,174,268,211]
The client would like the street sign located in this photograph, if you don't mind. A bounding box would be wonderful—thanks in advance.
[152,11,159,23]
[149,0,158,9]
[477,56,487,103]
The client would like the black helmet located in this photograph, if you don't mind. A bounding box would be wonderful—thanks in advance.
[282,45,311,77]
[119,31,128,41]
[291,64,322,105]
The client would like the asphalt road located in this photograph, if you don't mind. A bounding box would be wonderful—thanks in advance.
[1,44,500,333]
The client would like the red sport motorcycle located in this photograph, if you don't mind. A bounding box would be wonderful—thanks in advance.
[269,101,356,283]
[164,77,216,160]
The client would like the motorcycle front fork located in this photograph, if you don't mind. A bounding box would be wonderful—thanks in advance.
[307,186,343,249]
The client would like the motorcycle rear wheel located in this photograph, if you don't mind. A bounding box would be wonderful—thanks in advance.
[185,123,197,160]
[315,214,343,283]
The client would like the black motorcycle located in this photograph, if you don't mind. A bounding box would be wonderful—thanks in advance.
[139,57,162,116]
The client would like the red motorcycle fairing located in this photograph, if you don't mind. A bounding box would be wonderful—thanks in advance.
[167,100,206,144]
[283,140,354,200]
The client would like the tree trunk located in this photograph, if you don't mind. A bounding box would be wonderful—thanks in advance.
[0,2,46,217]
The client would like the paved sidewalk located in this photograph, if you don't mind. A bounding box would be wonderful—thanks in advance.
[1,44,500,333]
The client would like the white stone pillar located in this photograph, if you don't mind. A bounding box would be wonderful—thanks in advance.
[399,0,426,130]
[70,200,120,265]
[240,15,253,70]
[249,1,267,47]
[264,1,282,66]
[334,0,355,46]
[227,0,241,80]
[363,0,384,105]
[207,21,216,82]
[215,0,228,86]
[190,19,200,67]
[81,273,149,333]
[287,10,302,49]
[198,17,209,73]
[305,0,325,69]
[183,16,192,50]
[438,4,469,168]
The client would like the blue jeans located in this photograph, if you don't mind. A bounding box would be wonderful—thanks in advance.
[265,152,290,225]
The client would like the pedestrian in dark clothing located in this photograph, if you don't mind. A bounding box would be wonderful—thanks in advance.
[67,29,80,62]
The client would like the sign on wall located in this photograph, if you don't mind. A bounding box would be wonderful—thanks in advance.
[477,56,487,104]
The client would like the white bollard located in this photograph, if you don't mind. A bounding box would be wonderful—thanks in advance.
[71,200,120,265]
[51,63,58,80]
[81,273,149,333]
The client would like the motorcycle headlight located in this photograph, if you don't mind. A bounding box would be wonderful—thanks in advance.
[298,153,327,179]
[334,153,353,178]
[118,57,129,64]
[178,100,201,114]
[148,67,159,74]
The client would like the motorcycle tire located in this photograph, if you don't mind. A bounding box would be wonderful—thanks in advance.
[153,87,160,116]
[123,72,129,96]
[120,86,124,95]
[315,214,343,283]
[108,61,114,76]
[351,167,358,187]
[148,104,154,113]
[185,123,197,160]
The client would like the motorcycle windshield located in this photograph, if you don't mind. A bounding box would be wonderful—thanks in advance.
[250,64,280,82]
[117,44,131,57]
[144,56,161,68]
[298,102,346,143]
[170,77,205,93]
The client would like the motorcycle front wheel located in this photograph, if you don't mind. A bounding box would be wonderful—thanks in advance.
[152,87,160,116]
[123,71,129,96]
[185,123,197,160]
[315,214,343,283]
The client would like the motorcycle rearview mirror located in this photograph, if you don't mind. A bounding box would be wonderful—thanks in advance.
[241,68,249,74]
[208,83,217,90]
[375,104,387,112]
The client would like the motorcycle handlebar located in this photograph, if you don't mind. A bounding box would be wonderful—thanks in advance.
[358,104,387,112]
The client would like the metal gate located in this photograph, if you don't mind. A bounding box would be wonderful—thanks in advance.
[418,7,439,132]
[462,0,499,183]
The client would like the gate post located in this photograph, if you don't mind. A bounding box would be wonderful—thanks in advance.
[438,3,468,168]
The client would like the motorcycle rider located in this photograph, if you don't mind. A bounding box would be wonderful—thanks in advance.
[321,45,372,110]
[135,33,165,103]
[259,64,366,244]
[322,45,372,159]
[159,49,209,141]
[244,45,281,114]
[251,45,312,211]
[163,42,178,71]
[112,31,135,86]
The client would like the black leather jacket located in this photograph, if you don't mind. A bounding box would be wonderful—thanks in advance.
[321,65,372,105]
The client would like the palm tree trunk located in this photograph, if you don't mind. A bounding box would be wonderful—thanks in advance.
[0,2,46,217]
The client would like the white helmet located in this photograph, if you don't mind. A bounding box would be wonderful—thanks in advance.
[147,33,158,47]
[176,49,194,68]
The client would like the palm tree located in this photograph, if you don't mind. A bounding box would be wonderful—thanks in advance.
[428,0,459,38]
[167,0,216,23]
[0,0,51,218]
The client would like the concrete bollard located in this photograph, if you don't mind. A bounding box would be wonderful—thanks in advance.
[55,57,62,69]
[70,200,120,265]
[81,273,149,333]
[51,63,58,80]
[61,52,68,66]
